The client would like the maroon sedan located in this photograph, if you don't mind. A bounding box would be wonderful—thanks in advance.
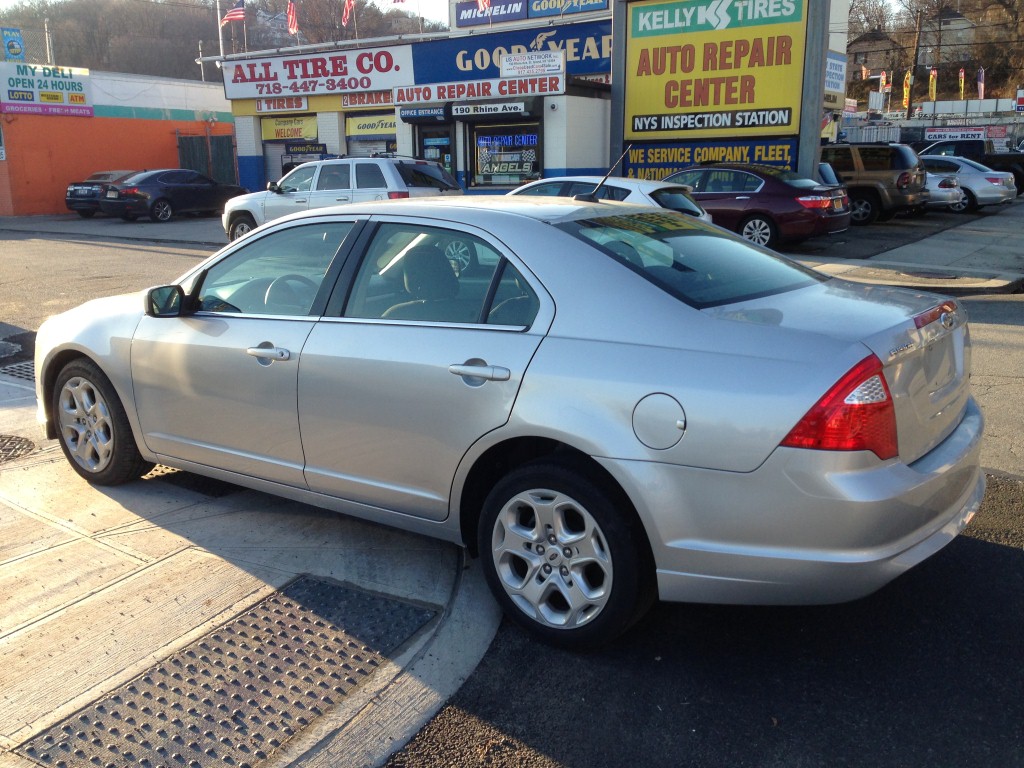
[665,164,850,249]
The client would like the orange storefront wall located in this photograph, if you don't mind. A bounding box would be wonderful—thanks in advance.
[0,113,235,216]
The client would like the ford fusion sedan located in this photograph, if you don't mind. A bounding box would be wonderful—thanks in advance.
[35,197,984,649]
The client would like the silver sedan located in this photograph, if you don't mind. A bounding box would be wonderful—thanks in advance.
[920,155,1018,212]
[35,197,985,649]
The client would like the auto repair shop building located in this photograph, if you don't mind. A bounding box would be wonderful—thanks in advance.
[221,16,613,193]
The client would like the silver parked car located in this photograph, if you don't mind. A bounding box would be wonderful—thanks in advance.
[919,155,1017,212]
[509,175,711,222]
[35,197,984,648]
[923,172,964,210]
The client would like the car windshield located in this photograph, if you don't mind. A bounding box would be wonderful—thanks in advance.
[397,162,460,190]
[557,212,822,309]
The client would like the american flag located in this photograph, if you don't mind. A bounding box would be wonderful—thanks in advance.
[220,0,245,26]
[477,0,490,11]
[287,0,299,34]
[342,0,354,26]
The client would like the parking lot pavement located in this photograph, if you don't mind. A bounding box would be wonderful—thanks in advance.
[0,370,501,767]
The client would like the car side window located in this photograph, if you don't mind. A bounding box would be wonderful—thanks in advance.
[316,164,351,191]
[196,222,353,317]
[279,166,316,193]
[738,173,763,193]
[668,170,704,190]
[822,148,854,172]
[705,170,739,193]
[858,147,896,171]
[516,182,565,197]
[344,223,507,324]
[355,163,387,189]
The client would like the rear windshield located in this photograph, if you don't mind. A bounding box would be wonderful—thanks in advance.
[557,212,822,309]
[396,162,460,190]
[649,188,705,217]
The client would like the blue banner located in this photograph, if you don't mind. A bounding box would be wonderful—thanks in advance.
[2,28,26,62]
[454,0,528,27]
[411,19,611,83]
[622,138,800,179]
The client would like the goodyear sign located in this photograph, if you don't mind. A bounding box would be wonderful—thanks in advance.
[625,0,807,140]
[345,114,397,138]
[0,62,93,116]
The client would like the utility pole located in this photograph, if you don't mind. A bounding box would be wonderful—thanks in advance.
[907,10,923,119]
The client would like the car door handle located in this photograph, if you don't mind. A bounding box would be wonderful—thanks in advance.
[294,199,307,204]
[335,196,351,202]
[448,363,511,381]
[736,196,751,199]
[247,346,291,361]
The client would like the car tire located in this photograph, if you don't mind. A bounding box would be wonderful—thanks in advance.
[76,210,96,219]
[444,237,477,276]
[849,191,881,225]
[53,358,154,486]
[739,214,778,248]
[150,199,174,222]
[229,213,258,241]
[949,189,977,213]
[478,457,655,649]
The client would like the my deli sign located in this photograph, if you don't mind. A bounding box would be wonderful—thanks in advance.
[223,45,413,100]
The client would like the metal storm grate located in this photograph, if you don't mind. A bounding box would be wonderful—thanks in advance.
[0,360,35,383]
[18,576,436,768]
[0,434,35,464]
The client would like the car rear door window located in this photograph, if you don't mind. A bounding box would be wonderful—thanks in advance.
[355,163,388,190]
[316,164,351,191]
[344,223,509,324]
[396,163,460,190]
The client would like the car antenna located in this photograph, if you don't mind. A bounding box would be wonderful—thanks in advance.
[573,144,633,203]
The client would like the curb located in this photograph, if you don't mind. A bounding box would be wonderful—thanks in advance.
[795,257,1024,296]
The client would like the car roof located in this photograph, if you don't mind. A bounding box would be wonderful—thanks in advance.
[275,194,662,226]
[520,175,691,191]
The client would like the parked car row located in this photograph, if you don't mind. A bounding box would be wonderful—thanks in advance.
[66,169,246,222]
[65,143,1015,248]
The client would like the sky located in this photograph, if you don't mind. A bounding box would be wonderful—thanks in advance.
[0,0,453,26]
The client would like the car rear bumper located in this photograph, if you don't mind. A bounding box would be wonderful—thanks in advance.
[65,199,101,212]
[973,185,1017,206]
[601,396,985,606]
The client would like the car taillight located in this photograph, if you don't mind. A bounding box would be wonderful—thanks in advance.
[985,177,1004,185]
[781,354,898,460]
[388,191,410,199]
[121,186,139,196]
[913,300,958,330]
[896,172,911,189]
[938,178,957,189]
[796,195,832,209]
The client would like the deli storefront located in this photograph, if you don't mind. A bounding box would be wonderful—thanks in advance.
[222,20,611,193]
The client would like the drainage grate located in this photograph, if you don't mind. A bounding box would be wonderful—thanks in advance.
[0,360,35,383]
[18,576,436,768]
[0,434,35,464]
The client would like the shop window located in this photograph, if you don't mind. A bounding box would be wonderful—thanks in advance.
[471,123,541,188]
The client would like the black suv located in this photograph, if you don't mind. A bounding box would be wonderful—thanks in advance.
[820,143,928,225]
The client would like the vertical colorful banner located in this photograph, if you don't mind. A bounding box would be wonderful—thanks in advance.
[977,67,985,99]
[2,28,25,61]
[928,68,937,101]
[878,70,886,92]
[959,68,965,100]
[902,69,911,109]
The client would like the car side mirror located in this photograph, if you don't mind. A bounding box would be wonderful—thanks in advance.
[145,285,186,317]
[267,181,280,193]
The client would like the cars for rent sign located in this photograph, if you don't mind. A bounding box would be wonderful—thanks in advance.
[624,0,807,141]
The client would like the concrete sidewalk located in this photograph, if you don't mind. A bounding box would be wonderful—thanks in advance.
[0,200,1022,768]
